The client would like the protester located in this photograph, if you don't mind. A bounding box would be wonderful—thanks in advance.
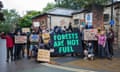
[63,26,67,32]
[26,32,31,59]
[107,28,114,56]
[84,41,94,60]
[29,31,39,58]
[14,31,23,60]
[96,30,111,59]
[0,32,14,62]
[68,22,73,32]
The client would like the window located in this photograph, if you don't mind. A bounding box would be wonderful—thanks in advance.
[74,19,79,25]
[104,14,109,22]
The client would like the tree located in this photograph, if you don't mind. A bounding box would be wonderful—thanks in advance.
[0,1,4,21]
[19,10,41,27]
[43,3,55,13]
[55,0,111,10]
[0,9,20,33]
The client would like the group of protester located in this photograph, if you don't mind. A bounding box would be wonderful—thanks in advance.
[81,26,114,60]
[0,23,114,62]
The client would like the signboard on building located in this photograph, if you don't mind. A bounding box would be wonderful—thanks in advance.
[15,36,27,44]
[85,13,93,26]
[22,28,30,33]
[51,32,83,55]
[33,22,40,27]
[84,29,97,40]
[37,49,50,62]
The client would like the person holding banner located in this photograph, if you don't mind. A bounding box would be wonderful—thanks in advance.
[14,31,23,60]
[29,31,39,58]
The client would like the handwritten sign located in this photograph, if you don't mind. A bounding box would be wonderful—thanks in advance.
[22,28,30,33]
[84,29,97,40]
[37,49,50,62]
[15,36,27,44]
[42,33,50,44]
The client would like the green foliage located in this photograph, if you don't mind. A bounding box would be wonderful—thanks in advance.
[0,24,12,33]
[0,9,20,32]
[43,3,55,13]
[55,0,111,9]
[0,1,4,21]
[19,10,41,27]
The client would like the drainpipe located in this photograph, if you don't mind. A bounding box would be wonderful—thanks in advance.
[111,0,114,27]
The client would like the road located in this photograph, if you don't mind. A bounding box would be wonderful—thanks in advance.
[0,39,96,72]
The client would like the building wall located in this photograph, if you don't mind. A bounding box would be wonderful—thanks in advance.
[32,15,48,31]
[50,15,72,29]
[72,13,84,28]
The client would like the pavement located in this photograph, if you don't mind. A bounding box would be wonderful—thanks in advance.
[0,38,120,72]
[0,39,96,72]
[52,47,120,72]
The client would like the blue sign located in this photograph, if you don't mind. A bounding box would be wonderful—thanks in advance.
[30,34,39,42]
[109,20,115,26]
[87,14,90,21]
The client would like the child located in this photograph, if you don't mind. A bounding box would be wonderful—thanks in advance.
[84,41,94,60]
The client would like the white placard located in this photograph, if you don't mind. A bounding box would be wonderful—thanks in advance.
[33,22,40,27]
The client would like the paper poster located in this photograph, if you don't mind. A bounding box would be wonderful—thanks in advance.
[22,28,30,33]
[30,34,39,42]
[42,33,50,44]
[15,36,27,44]
[84,29,97,40]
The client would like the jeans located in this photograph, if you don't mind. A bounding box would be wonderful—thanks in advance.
[98,41,111,58]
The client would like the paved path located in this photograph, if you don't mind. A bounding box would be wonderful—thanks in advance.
[0,39,96,72]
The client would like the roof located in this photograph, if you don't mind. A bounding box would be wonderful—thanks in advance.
[72,9,90,15]
[32,8,77,19]
[46,7,76,16]
[105,1,120,7]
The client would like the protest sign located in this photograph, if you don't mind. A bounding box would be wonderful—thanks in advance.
[30,34,39,42]
[42,33,50,44]
[37,49,50,62]
[22,28,30,33]
[84,29,97,40]
[15,36,27,44]
[51,32,83,55]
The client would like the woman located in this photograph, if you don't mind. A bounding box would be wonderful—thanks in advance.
[107,28,114,56]
[96,31,111,59]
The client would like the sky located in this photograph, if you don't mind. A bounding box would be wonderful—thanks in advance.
[1,0,55,16]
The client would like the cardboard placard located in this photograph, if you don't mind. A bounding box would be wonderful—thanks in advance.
[84,29,97,40]
[37,49,50,62]
[22,28,30,33]
[42,33,50,44]
[15,36,27,44]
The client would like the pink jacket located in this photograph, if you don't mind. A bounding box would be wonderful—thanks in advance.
[96,35,106,46]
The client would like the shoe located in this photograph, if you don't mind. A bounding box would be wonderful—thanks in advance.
[11,58,14,61]
[107,57,112,60]
[6,59,9,62]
